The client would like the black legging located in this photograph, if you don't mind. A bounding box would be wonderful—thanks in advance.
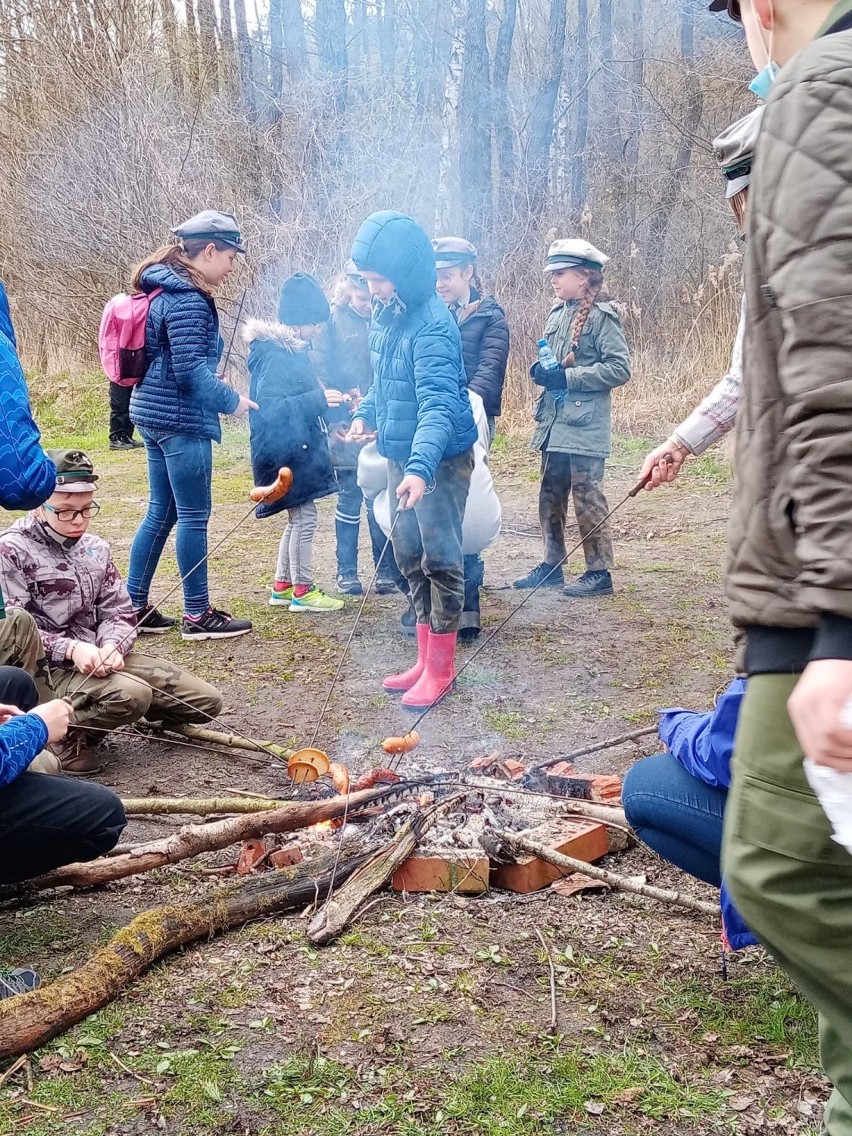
[0,667,126,883]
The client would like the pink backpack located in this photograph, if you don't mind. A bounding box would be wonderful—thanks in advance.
[98,288,163,386]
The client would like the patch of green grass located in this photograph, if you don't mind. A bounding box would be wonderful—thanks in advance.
[482,707,529,741]
[655,970,819,1069]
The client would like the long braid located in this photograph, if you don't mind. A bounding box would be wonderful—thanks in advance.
[561,269,604,367]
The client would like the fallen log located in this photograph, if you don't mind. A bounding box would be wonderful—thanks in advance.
[0,846,370,1058]
[307,794,463,945]
[121,797,290,815]
[494,830,720,918]
[0,784,408,898]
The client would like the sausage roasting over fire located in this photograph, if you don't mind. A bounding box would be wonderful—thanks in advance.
[381,730,420,756]
[250,467,294,504]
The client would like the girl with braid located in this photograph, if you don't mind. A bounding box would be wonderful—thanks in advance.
[514,240,631,598]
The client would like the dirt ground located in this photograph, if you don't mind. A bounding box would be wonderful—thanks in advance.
[0,433,825,1136]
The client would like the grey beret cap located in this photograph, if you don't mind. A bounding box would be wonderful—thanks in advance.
[171,210,246,253]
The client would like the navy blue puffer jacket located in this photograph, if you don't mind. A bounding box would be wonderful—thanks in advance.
[130,264,240,442]
[245,320,338,519]
[350,212,477,485]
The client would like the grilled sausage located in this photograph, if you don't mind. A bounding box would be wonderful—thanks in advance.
[250,467,294,504]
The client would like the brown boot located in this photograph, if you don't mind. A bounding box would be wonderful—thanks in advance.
[51,732,103,776]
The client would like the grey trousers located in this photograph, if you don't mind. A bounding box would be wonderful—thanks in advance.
[276,502,318,586]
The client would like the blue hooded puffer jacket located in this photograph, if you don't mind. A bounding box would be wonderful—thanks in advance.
[657,678,757,952]
[130,264,240,442]
[350,212,477,485]
[0,280,56,775]
[0,283,56,511]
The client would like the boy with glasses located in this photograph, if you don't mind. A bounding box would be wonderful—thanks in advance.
[0,450,223,774]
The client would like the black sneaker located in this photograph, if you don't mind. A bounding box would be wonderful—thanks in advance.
[109,437,137,451]
[563,570,614,598]
[129,436,145,448]
[400,597,417,637]
[337,572,363,596]
[182,607,253,641]
[513,562,565,590]
[135,605,178,635]
[0,967,40,1000]
[374,574,397,596]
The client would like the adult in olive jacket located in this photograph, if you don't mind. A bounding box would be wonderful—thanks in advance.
[718,2,852,1133]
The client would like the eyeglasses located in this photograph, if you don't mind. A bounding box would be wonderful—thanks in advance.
[43,501,101,523]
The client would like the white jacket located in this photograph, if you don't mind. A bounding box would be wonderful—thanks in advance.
[358,390,501,555]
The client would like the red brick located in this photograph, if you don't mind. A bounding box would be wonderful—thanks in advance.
[392,852,490,895]
[469,751,500,773]
[269,845,303,868]
[590,775,622,803]
[548,761,576,777]
[490,819,608,894]
[501,758,527,781]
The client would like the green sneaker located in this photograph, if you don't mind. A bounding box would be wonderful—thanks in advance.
[289,586,345,613]
[269,584,294,606]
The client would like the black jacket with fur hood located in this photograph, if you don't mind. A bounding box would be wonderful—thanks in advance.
[244,319,338,518]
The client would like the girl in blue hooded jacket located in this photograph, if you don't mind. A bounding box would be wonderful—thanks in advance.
[348,211,477,712]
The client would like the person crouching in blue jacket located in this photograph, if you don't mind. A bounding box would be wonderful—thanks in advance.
[348,211,477,712]
[622,679,756,952]
[245,274,343,614]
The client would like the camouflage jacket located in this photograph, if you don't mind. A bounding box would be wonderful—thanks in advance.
[0,513,137,666]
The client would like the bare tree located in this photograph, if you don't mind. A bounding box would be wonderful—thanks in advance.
[492,0,517,223]
[458,0,491,248]
[525,0,568,218]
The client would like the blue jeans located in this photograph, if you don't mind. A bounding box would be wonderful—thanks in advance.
[622,751,727,887]
[127,430,213,616]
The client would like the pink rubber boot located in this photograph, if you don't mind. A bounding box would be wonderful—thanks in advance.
[383,622,429,693]
[402,630,458,711]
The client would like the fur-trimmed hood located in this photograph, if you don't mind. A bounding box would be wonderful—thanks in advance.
[242,319,310,352]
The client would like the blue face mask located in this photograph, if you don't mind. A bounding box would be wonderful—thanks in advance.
[749,62,779,101]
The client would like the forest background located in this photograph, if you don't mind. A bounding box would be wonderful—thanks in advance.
[0,0,753,433]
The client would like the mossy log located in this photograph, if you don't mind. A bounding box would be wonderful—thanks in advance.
[0,847,369,1058]
[2,784,405,897]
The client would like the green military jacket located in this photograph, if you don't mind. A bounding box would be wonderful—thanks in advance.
[530,300,631,458]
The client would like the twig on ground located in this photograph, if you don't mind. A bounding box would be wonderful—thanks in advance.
[109,1051,156,1086]
[534,927,558,1033]
[0,1053,26,1088]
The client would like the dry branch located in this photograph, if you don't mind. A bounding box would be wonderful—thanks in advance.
[530,726,659,772]
[306,795,462,945]
[121,797,290,815]
[1,785,405,897]
[495,830,719,918]
[170,723,293,760]
[0,847,370,1058]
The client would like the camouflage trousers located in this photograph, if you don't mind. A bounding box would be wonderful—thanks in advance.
[50,652,223,735]
[539,452,614,571]
[0,607,53,699]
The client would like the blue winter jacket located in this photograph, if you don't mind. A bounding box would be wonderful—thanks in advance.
[130,264,240,442]
[0,283,56,511]
[0,280,57,775]
[658,678,757,951]
[350,212,477,485]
